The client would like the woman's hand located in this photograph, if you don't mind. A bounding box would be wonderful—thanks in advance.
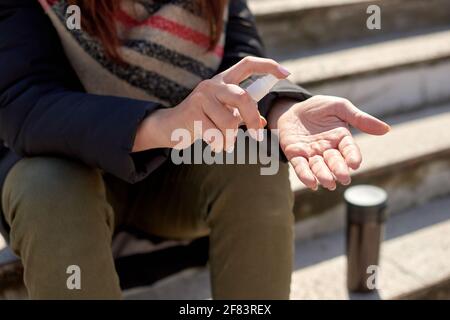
[268,95,391,191]
[133,56,291,153]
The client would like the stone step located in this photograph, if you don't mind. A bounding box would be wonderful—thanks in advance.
[283,28,450,119]
[249,0,450,58]
[123,195,450,300]
[290,195,450,299]
[290,104,450,240]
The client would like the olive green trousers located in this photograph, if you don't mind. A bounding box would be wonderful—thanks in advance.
[1,156,294,299]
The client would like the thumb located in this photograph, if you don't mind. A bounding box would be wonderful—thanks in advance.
[342,102,391,135]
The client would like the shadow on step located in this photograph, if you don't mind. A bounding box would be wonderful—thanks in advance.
[294,196,450,270]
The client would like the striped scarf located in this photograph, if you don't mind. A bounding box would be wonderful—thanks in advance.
[38,0,228,106]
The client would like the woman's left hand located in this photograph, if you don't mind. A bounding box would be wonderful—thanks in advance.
[268,95,391,191]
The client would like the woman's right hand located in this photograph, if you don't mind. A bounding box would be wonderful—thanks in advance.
[133,56,291,153]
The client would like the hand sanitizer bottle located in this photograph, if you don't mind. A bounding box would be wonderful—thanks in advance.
[241,74,281,102]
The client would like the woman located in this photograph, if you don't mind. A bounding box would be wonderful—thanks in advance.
[0,0,389,299]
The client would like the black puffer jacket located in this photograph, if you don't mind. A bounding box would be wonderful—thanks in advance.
[0,0,311,237]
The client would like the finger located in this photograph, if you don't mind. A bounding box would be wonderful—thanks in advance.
[221,56,290,85]
[202,97,240,152]
[228,106,243,124]
[323,149,351,185]
[260,115,267,127]
[283,143,313,160]
[290,157,318,190]
[309,140,334,157]
[198,114,225,153]
[309,155,337,190]
[338,135,362,170]
[215,84,263,140]
[339,100,391,135]
[228,107,267,127]
[314,127,350,147]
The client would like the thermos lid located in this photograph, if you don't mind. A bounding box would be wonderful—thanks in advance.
[344,185,387,207]
[344,185,388,223]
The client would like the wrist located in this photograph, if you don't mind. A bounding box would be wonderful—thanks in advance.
[133,108,177,152]
[267,98,299,130]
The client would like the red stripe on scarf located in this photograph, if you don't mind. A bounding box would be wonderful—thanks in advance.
[116,9,224,58]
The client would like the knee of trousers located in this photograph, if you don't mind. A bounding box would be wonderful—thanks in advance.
[206,161,295,228]
[2,157,114,252]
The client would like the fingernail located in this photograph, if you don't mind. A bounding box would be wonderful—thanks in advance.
[278,65,291,77]
[343,178,352,186]
[260,116,267,127]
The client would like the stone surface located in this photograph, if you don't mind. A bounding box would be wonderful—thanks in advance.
[123,196,450,300]
[281,29,450,119]
[307,60,450,119]
[284,29,450,85]
[291,196,450,299]
[249,0,450,58]
[249,0,367,15]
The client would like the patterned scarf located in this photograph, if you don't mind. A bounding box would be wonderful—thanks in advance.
[38,0,228,106]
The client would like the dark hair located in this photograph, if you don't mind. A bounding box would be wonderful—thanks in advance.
[68,0,228,62]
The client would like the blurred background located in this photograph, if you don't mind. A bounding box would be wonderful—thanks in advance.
[1,0,450,299]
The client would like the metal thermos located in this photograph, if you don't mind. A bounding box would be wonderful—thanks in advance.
[344,185,388,292]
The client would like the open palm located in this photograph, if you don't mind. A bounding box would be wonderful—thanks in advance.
[276,95,390,190]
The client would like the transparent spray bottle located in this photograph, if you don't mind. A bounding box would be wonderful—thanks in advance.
[240,74,280,102]
[237,74,281,141]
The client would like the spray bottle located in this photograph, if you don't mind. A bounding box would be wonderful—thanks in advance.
[240,74,281,102]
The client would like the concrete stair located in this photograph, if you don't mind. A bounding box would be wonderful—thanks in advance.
[249,0,450,59]
[122,195,450,300]
[250,0,450,120]
[290,196,450,300]
[283,29,450,119]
